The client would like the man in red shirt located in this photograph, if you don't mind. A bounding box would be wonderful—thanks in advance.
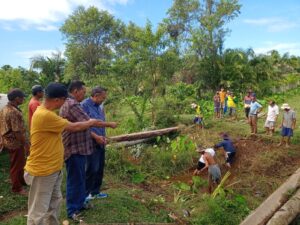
[28,85,44,128]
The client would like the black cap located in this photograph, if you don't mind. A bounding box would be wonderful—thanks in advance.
[45,82,68,99]
[7,88,26,101]
[32,85,44,95]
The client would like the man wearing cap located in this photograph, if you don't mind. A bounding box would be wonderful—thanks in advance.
[59,81,117,221]
[28,85,44,129]
[249,94,262,134]
[214,133,236,168]
[278,103,296,147]
[0,89,28,195]
[24,82,110,225]
[264,100,279,136]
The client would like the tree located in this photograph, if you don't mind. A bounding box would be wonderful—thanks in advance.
[165,0,241,89]
[60,6,125,79]
[111,22,180,127]
[30,52,66,86]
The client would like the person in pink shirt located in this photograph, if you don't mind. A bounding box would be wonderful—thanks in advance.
[28,85,44,128]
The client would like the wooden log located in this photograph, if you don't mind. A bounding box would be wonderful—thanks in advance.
[108,126,180,143]
[266,188,300,225]
[240,168,300,225]
[108,138,154,148]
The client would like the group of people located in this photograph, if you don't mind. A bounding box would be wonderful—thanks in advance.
[192,87,296,146]
[0,81,117,224]
[193,133,236,193]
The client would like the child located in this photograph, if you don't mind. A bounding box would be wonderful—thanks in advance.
[191,103,204,129]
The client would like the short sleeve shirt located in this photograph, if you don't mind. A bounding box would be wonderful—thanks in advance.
[0,103,26,150]
[249,101,262,115]
[267,105,279,122]
[25,106,68,176]
[59,97,93,160]
[28,97,41,128]
[283,110,296,128]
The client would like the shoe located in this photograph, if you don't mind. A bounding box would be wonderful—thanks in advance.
[85,194,95,202]
[69,212,83,223]
[94,192,108,199]
[82,201,94,210]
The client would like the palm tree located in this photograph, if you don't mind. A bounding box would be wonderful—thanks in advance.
[30,51,66,86]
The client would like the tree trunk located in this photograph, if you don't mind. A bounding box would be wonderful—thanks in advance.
[240,168,300,225]
[108,126,180,143]
[266,188,300,225]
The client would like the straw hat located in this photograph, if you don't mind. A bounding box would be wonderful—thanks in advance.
[281,103,291,110]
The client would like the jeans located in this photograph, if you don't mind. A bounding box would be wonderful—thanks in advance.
[65,154,86,217]
[86,145,105,196]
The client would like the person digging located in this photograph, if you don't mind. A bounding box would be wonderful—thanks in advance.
[194,145,221,193]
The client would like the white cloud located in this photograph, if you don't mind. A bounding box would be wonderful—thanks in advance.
[254,42,300,56]
[244,18,298,32]
[16,49,65,60]
[0,0,130,31]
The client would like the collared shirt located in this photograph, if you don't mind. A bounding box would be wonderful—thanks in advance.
[25,105,68,176]
[28,97,41,129]
[0,103,26,150]
[59,97,93,161]
[81,97,106,137]
[215,138,236,153]
[283,110,296,128]
[267,105,279,122]
[249,101,262,115]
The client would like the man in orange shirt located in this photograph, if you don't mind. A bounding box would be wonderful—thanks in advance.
[28,85,44,128]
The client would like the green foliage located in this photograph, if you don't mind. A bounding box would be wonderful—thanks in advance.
[192,194,250,225]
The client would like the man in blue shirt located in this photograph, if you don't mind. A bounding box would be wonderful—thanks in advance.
[81,87,117,200]
[214,133,236,168]
[249,94,262,134]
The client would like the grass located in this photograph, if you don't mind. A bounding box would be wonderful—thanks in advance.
[1,87,300,224]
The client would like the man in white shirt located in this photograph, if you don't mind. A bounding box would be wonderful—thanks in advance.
[264,100,279,136]
[193,146,215,175]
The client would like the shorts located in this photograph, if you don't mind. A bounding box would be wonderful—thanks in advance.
[226,152,236,164]
[220,102,225,108]
[214,107,220,113]
[281,127,293,137]
[197,161,205,170]
[208,165,221,183]
[264,120,275,129]
[229,107,236,115]
[194,116,203,125]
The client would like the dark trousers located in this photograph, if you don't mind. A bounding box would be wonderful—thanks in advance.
[7,148,26,192]
[245,107,250,118]
[86,145,105,196]
[65,154,86,217]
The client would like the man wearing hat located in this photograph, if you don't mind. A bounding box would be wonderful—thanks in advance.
[278,103,296,147]
[0,88,28,195]
[28,85,44,129]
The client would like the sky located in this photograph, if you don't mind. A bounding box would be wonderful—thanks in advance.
[0,0,299,69]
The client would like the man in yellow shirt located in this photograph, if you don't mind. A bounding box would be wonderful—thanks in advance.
[24,82,108,225]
